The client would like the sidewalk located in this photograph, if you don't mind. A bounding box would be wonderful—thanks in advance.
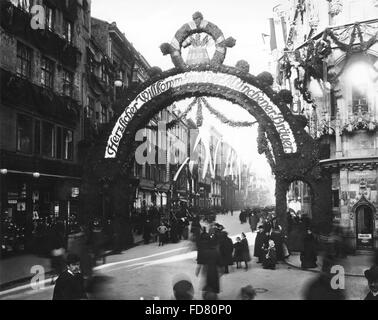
[0,232,144,291]
[285,252,375,277]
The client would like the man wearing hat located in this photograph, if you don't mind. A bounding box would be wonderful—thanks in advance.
[364,266,378,300]
[52,253,88,300]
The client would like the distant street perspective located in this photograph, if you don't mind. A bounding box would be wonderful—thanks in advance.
[1,0,378,301]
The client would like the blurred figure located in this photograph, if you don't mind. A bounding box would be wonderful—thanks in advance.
[196,239,222,300]
[239,285,257,300]
[241,232,251,270]
[52,254,88,300]
[86,275,114,300]
[233,237,243,269]
[263,240,277,270]
[143,219,152,244]
[254,225,268,264]
[300,229,318,269]
[364,266,378,300]
[249,212,258,233]
[173,279,194,300]
[219,231,234,274]
[303,255,346,300]
[49,222,66,283]
[157,221,169,247]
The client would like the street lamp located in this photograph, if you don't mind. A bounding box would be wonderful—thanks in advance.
[0,169,7,175]
[32,172,40,179]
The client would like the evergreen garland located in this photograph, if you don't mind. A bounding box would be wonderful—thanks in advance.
[200,97,257,127]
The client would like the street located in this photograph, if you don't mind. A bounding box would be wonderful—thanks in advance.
[0,213,369,300]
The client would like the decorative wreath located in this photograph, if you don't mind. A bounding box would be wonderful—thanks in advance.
[160,12,236,70]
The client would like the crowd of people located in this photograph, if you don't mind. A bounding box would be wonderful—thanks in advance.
[45,205,378,300]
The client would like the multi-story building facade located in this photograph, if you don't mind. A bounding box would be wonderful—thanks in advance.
[0,0,90,250]
[271,0,378,251]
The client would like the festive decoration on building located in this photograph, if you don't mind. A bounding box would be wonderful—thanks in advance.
[328,0,343,17]
[342,109,378,134]
[200,97,257,127]
[160,12,236,69]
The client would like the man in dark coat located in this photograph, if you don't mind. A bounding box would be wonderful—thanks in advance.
[52,254,87,300]
[219,232,234,274]
[254,225,268,263]
[364,266,378,300]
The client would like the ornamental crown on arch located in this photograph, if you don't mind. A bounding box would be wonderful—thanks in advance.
[160,12,236,69]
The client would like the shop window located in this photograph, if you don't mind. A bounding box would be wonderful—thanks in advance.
[42,122,55,158]
[17,42,32,79]
[34,120,41,155]
[17,114,33,154]
[63,19,73,44]
[41,57,54,89]
[62,69,74,97]
[63,129,73,161]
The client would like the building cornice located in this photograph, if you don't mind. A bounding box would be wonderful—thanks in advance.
[320,157,378,171]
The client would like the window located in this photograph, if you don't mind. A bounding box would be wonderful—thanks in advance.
[13,0,30,12]
[17,42,32,79]
[41,57,54,88]
[62,69,74,97]
[63,19,73,44]
[352,86,368,114]
[63,129,73,160]
[100,105,107,124]
[86,97,95,119]
[17,114,33,154]
[42,122,55,158]
[34,120,41,155]
[332,190,340,208]
[45,5,55,31]
[56,126,62,159]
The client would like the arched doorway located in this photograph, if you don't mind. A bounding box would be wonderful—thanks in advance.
[80,12,332,247]
[355,200,375,250]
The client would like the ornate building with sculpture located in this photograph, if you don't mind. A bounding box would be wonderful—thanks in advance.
[272,0,378,251]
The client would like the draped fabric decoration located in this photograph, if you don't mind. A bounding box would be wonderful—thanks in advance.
[148,97,257,130]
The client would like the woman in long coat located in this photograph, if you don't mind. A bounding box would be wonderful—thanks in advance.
[233,237,244,268]
[300,229,318,269]
[241,232,251,270]
[254,226,268,263]
[219,232,234,274]
[270,226,284,262]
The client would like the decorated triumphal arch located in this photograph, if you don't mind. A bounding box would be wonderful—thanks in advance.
[81,13,332,244]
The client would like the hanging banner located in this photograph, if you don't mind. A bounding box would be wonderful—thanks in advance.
[105,71,297,158]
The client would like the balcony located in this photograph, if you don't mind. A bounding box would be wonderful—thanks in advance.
[0,149,82,178]
[1,1,81,70]
[1,68,80,126]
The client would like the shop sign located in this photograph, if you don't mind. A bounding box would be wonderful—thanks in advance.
[358,234,372,240]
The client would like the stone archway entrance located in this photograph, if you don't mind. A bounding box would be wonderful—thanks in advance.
[80,12,332,246]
